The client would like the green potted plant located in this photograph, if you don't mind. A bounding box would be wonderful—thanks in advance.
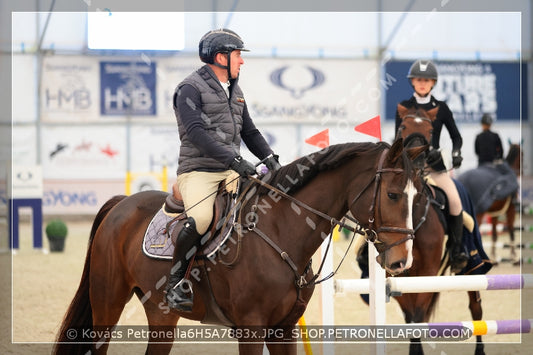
[45,219,68,252]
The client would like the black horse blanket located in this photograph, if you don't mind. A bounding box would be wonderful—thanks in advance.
[453,178,493,276]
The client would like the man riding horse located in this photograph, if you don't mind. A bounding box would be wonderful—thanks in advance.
[166,29,281,311]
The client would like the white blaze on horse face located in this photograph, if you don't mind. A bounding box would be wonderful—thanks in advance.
[404,178,416,268]
[414,117,423,124]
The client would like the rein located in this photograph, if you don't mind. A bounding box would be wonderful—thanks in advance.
[244,148,415,288]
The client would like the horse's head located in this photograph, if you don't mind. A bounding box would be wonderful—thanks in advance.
[396,104,438,149]
[349,139,426,275]
[506,139,523,176]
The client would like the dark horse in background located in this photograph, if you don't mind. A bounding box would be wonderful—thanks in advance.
[357,104,493,355]
[458,142,521,264]
[54,140,426,355]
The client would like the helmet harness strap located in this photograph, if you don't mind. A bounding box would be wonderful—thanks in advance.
[213,51,232,82]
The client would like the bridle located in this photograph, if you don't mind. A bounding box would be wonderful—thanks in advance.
[355,148,415,253]
[239,147,416,288]
[397,114,433,145]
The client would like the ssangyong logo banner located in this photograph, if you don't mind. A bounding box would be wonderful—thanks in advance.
[384,60,527,122]
[240,59,380,124]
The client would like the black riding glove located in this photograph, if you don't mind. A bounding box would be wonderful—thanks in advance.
[230,156,256,177]
[452,150,463,168]
[264,154,281,172]
[426,149,441,167]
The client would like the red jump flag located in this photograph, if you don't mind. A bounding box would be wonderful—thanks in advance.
[305,129,329,148]
[354,115,382,140]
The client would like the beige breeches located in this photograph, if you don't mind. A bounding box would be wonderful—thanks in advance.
[429,170,463,216]
[176,170,234,234]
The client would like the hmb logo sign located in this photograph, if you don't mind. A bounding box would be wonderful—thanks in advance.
[100,61,157,116]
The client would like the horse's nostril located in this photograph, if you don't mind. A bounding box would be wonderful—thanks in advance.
[390,260,406,271]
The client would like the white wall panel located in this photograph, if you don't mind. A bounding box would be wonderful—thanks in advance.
[41,125,126,179]
[12,54,37,122]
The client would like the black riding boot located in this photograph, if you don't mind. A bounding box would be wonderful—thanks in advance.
[447,213,469,273]
[165,217,202,312]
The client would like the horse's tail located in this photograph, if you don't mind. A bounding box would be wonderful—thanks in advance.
[53,195,127,355]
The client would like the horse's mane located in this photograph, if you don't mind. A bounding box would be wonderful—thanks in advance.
[257,141,390,196]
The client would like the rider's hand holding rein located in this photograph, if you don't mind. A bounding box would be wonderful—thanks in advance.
[230,155,257,176]
[264,154,281,172]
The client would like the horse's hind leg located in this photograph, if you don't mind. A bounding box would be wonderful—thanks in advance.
[507,205,518,262]
[468,290,485,355]
[491,216,499,261]
[89,277,133,354]
[141,295,180,355]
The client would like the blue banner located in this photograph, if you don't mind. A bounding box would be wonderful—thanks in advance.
[100,61,157,116]
[384,61,527,122]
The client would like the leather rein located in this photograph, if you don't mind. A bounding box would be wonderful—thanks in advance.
[241,148,415,288]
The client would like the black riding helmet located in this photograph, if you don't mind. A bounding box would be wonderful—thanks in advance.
[199,29,249,79]
[407,60,438,80]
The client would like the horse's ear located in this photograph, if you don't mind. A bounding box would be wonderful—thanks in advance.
[397,104,409,117]
[406,144,429,162]
[388,138,404,164]
[426,107,439,121]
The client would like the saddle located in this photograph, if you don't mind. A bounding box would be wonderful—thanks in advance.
[142,173,241,260]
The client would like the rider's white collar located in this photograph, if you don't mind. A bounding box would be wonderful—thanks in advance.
[220,81,230,97]
[414,92,431,104]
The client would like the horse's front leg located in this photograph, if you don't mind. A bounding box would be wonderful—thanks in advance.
[468,290,485,355]
[265,325,297,355]
[237,339,265,355]
[236,323,298,354]
[236,326,294,355]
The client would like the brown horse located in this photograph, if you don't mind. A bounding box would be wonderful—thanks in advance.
[396,104,438,149]
[54,140,425,355]
[392,105,489,355]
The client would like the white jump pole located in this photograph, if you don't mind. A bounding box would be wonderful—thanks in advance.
[334,274,533,295]
[387,273,533,294]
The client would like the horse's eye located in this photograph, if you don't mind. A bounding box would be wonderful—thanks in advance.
[388,192,399,201]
